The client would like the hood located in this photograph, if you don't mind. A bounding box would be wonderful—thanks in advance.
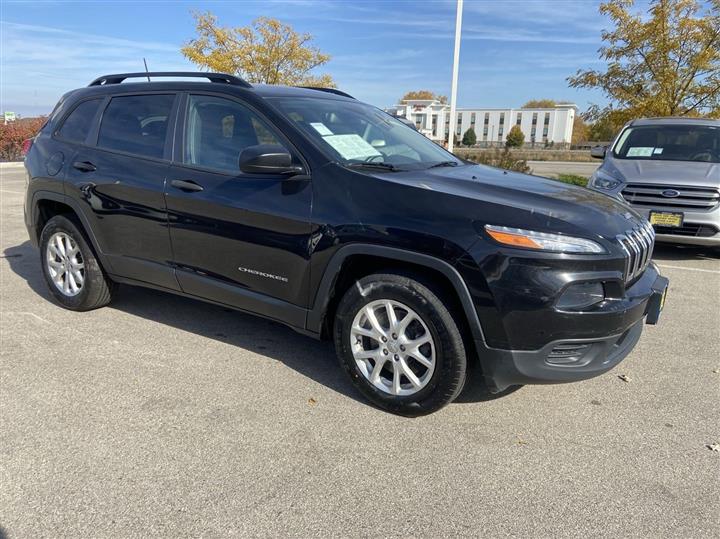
[378,163,642,239]
[606,158,720,188]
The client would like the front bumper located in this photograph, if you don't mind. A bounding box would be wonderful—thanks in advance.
[635,206,720,247]
[588,186,720,247]
[473,265,668,393]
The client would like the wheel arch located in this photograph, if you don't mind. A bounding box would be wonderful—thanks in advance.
[31,191,109,270]
[307,244,485,343]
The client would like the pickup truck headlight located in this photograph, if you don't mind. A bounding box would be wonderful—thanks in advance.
[485,225,606,254]
[590,171,622,190]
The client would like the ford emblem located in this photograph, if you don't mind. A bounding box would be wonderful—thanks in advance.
[661,189,680,198]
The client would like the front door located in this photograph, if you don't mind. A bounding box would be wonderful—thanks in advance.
[165,93,313,325]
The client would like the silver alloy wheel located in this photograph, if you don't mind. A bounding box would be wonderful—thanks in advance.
[350,299,436,396]
[46,232,85,297]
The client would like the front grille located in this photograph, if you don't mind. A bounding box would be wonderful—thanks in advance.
[616,222,655,283]
[653,223,719,237]
[621,184,720,211]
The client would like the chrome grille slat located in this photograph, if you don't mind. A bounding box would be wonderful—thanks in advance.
[622,195,716,208]
[623,187,719,199]
[621,183,720,211]
[616,221,655,283]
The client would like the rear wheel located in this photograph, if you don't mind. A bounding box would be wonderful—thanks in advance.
[334,272,467,416]
[40,215,114,311]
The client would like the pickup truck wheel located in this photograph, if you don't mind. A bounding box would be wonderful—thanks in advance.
[334,273,467,416]
[40,215,114,311]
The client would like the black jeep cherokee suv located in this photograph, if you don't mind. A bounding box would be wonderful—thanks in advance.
[24,72,669,415]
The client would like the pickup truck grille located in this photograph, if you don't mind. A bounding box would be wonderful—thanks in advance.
[621,184,720,211]
[616,222,655,283]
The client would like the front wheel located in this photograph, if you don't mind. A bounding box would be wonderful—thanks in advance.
[334,273,467,416]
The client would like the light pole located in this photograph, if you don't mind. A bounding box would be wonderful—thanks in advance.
[447,0,463,154]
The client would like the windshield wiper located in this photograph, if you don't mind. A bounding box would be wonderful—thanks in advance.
[346,162,399,172]
[427,160,460,169]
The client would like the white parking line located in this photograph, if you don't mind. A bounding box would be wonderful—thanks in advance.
[657,264,720,274]
[1,189,24,194]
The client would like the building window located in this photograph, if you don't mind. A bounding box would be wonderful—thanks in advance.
[516,113,522,125]
[532,113,538,125]
[498,128,503,139]
[531,127,537,136]
[499,113,505,125]
[470,113,476,125]
[484,113,489,125]
[544,114,550,125]
[543,127,549,136]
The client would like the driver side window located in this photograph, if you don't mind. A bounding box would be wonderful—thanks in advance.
[184,95,282,173]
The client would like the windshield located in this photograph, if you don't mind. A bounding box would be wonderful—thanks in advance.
[268,97,461,170]
[612,124,720,163]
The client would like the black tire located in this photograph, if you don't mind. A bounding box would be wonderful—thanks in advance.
[334,272,467,416]
[39,214,114,311]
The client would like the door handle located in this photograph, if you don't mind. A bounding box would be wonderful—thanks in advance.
[171,179,204,192]
[72,161,96,172]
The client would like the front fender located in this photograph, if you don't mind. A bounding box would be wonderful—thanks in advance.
[305,243,485,343]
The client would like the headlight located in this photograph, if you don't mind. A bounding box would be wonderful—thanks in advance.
[484,225,606,254]
[590,171,622,190]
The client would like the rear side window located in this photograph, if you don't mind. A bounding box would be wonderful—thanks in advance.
[56,99,103,143]
[98,94,175,159]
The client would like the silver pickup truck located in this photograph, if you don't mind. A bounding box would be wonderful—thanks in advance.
[588,117,720,248]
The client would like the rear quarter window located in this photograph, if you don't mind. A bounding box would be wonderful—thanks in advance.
[97,94,175,159]
[56,98,103,144]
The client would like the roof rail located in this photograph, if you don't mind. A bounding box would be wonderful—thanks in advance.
[88,72,252,88]
[300,87,355,99]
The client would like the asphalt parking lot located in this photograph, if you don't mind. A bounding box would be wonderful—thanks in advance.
[1,163,718,538]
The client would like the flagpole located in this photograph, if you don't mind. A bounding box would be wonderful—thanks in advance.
[447,0,463,154]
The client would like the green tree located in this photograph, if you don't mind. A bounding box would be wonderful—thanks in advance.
[521,99,558,108]
[588,115,623,141]
[568,0,720,120]
[401,90,448,103]
[571,115,589,144]
[462,127,477,146]
[182,12,335,86]
[505,124,525,147]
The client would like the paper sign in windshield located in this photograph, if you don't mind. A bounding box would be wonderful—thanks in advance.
[324,134,382,160]
[627,147,654,157]
[310,122,334,136]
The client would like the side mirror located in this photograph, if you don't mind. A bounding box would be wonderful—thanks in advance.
[590,145,607,159]
[239,144,303,175]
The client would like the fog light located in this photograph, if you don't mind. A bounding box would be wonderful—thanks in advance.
[556,282,605,310]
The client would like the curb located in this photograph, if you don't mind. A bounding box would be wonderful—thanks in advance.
[0,162,25,170]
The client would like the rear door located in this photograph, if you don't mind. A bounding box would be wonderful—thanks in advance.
[165,93,312,324]
[65,93,180,289]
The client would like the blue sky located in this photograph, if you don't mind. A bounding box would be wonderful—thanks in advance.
[1,0,617,116]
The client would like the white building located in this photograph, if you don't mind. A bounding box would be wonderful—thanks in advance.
[387,99,577,147]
